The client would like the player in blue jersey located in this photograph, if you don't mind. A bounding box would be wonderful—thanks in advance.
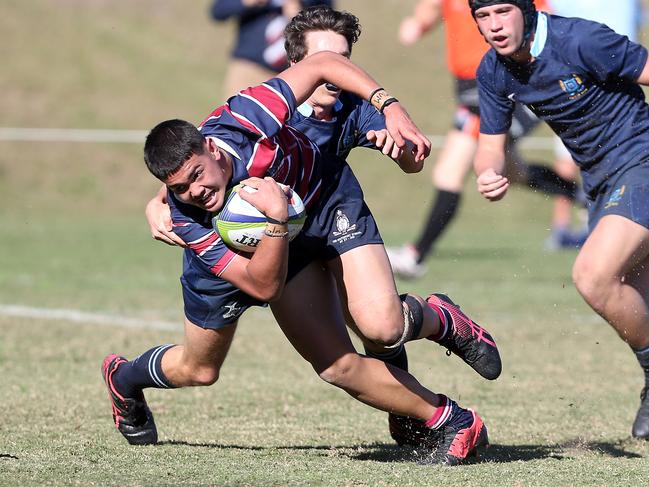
[103,40,499,463]
[469,0,649,439]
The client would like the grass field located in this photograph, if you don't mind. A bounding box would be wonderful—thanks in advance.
[2,0,649,485]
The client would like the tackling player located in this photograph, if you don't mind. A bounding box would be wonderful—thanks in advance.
[103,31,499,465]
[470,0,649,439]
[144,6,501,449]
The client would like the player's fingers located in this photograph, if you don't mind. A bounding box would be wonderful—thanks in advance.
[366,130,377,142]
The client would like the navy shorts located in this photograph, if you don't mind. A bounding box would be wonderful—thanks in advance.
[587,163,649,231]
[181,156,382,330]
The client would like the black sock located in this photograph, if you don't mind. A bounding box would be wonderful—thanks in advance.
[634,345,649,387]
[113,344,177,397]
[364,344,409,371]
[414,190,461,262]
[526,164,577,199]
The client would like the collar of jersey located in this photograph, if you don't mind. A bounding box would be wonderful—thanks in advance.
[530,12,548,58]
[297,98,344,118]
[206,136,241,160]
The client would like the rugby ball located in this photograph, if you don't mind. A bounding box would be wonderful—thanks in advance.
[213,183,306,253]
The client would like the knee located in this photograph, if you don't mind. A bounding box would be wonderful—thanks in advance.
[572,259,613,312]
[317,353,359,388]
[185,364,221,387]
[353,301,404,346]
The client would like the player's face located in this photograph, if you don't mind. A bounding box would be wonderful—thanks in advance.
[302,30,351,108]
[474,4,525,57]
[163,138,232,212]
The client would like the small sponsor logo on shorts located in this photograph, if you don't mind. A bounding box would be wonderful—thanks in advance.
[604,185,626,209]
[332,209,362,244]
[223,301,244,320]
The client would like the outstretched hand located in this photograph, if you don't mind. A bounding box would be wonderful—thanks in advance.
[382,103,431,162]
[366,129,405,160]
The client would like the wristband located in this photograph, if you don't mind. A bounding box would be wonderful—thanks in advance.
[379,97,399,114]
[369,88,391,111]
[264,227,289,238]
[266,216,288,225]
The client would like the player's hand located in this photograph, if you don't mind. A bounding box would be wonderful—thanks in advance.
[477,168,509,201]
[382,102,431,163]
[239,177,290,223]
[399,17,423,45]
[367,129,404,160]
[145,194,187,247]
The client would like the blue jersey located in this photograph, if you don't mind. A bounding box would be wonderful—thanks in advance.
[288,92,386,159]
[477,13,649,197]
[211,0,333,72]
[168,78,321,277]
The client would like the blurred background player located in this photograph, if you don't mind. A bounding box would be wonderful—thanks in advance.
[210,0,333,98]
[544,0,644,250]
[386,0,582,279]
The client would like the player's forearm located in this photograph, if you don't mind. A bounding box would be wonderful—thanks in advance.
[244,230,289,302]
[413,0,443,33]
[279,52,385,109]
[474,144,506,176]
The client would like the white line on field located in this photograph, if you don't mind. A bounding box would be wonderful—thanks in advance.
[0,304,178,331]
[0,302,603,334]
[0,127,556,151]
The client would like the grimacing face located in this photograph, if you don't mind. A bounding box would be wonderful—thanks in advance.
[163,138,232,213]
[474,4,526,57]
[299,30,351,109]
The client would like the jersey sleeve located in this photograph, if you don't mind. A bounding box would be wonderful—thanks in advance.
[476,57,514,134]
[573,20,648,82]
[168,191,239,277]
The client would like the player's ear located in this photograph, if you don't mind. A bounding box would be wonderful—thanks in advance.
[206,138,220,158]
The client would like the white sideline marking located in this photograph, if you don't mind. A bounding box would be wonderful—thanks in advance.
[0,303,602,334]
[0,304,178,331]
[0,127,556,151]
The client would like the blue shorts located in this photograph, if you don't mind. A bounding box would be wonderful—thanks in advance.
[182,156,382,330]
[587,163,649,231]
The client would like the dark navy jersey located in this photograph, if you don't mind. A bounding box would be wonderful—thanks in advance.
[288,92,386,159]
[477,13,649,196]
[210,0,333,72]
[168,77,321,277]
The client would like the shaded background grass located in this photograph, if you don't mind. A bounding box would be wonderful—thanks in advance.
[2,0,649,485]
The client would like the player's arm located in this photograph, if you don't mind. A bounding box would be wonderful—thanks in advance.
[277,51,431,161]
[210,0,269,20]
[219,177,290,302]
[474,133,509,201]
[399,0,443,45]
[636,56,649,85]
[145,184,187,247]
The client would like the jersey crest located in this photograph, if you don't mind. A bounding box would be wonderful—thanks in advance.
[559,74,588,100]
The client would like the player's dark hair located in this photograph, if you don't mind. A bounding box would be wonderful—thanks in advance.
[284,6,361,63]
[144,119,206,180]
[468,0,537,42]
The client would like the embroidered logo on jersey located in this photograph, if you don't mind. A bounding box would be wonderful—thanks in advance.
[604,185,626,209]
[332,209,362,244]
[559,75,588,100]
[222,301,244,320]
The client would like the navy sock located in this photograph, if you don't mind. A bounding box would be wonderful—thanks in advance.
[113,344,177,398]
[414,190,461,261]
[634,345,649,387]
[365,344,409,371]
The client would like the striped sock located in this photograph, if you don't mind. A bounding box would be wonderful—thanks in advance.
[427,302,450,342]
[425,395,455,430]
[113,344,176,398]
